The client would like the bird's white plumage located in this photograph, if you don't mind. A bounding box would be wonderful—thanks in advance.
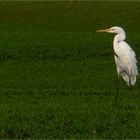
[114,41,138,86]
[97,26,138,86]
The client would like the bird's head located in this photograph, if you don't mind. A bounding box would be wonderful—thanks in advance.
[96,26,124,34]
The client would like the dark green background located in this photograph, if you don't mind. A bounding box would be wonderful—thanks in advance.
[0,1,139,138]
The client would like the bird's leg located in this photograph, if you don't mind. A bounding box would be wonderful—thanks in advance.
[128,76,134,97]
[128,76,133,89]
[115,86,119,106]
[129,75,131,88]
[129,85,133,91]
[115,76,119,106]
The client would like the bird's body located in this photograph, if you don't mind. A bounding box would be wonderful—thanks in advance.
[97,26,138,87]
[114,40,138,86]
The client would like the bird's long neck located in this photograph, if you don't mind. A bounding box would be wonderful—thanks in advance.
[113,31,126,50]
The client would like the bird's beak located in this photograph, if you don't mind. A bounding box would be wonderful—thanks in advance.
[96,28,111,32]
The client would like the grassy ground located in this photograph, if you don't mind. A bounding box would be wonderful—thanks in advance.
[0,1,140,138]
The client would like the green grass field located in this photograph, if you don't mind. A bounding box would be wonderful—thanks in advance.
[0,1,140,138]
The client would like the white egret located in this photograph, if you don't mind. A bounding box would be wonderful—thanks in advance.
[96,26,138,104]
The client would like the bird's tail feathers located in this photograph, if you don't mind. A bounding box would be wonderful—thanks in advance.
[121,72,137,86]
